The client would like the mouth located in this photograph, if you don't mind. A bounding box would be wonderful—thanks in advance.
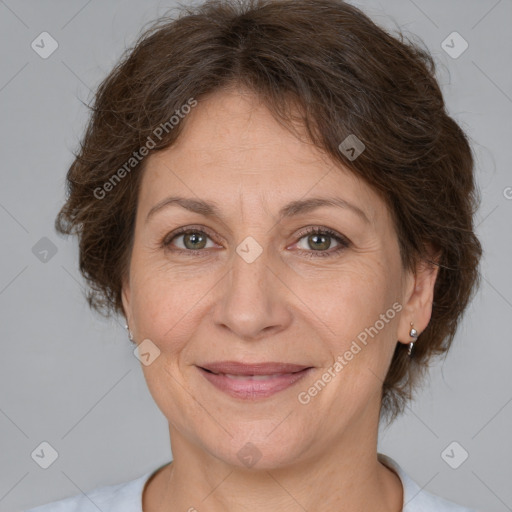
[196,362,313,400]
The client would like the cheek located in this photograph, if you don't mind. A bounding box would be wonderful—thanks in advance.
[299,265,401,420]
[309,259,395,331]
[309,257,402,380]
[131,271,207,418]
[130,264,216,355]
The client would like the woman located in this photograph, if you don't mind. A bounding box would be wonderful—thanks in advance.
[27,0,482,510]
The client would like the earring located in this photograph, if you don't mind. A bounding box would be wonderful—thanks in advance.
[124,323,134,342]
[408,322,418,356]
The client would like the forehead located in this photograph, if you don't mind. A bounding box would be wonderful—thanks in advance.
[139,88,384,225]
[155,88,330,168]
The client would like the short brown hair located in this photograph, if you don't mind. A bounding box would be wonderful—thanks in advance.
[55,0,482,424]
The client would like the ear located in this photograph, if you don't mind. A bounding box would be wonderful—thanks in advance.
[397,249,440,344]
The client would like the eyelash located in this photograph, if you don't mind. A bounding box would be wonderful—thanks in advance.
[161,225,351,258]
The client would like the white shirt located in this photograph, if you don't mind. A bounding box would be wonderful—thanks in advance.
[25,452,477,511]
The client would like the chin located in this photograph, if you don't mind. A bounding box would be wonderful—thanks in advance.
[204,429,310,471]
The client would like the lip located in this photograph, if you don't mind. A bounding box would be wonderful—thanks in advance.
[197,361,313,400]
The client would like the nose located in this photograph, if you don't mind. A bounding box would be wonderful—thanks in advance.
[212,244,293,341]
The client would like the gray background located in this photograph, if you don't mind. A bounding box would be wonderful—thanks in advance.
[0,1,510,511]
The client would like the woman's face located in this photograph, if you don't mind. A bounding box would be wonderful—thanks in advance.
[122,88,428,469]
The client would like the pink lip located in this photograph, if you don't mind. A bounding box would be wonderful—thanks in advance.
[197,362,313,400]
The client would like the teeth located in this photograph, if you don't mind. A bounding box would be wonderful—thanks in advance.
[223,373,284,380]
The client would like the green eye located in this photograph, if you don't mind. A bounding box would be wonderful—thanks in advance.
[165,229,215,251]
[294,227,350,258]
[181,231,208,250]
[301,232,334,251]
[162,225,350,258]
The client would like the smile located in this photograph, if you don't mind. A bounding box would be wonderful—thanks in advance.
[197,366,313,399]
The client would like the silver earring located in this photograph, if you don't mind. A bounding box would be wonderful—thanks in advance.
[124,323,134,342]
[408,322,418,356]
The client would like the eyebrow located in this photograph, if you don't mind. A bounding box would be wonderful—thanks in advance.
[145,195,370,225]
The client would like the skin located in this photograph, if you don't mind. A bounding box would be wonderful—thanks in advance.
[121,86,439,512]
